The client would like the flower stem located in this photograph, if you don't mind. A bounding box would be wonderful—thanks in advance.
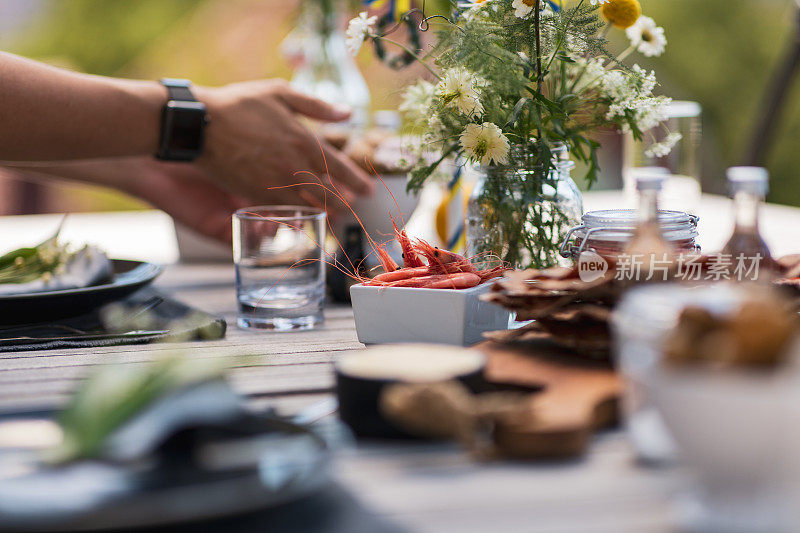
[543,0,585,75]
[605,45,635,69]
[376,36,442,80]
[534,0,542,83]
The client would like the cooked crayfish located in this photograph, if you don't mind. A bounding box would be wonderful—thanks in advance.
[364,224,505,289]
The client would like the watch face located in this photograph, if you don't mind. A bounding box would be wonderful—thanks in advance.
[163,101,206,156]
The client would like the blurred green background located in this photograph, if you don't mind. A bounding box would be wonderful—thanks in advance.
[2,0,798,209]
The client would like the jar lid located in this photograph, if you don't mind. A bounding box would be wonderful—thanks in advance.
[577,209,698,242]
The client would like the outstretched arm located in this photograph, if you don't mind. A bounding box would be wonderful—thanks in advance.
[0,52,162,161]
[0,52,374,204]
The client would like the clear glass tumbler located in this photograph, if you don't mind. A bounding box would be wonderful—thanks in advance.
[623,101,703,212]
[233,207,326,331]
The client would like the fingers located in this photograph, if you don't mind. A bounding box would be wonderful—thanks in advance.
[308,137,375,199]
[278,86,352,123]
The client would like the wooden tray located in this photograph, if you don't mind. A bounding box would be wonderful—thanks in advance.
[475,340,622,459]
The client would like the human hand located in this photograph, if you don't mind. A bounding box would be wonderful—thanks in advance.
[194,79,374,210]
[131,159,248,243]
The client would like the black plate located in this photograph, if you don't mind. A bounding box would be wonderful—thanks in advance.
[0,410,331,532]
[0,260,162,324]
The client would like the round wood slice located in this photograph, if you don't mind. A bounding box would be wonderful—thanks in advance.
[474,340,622,459]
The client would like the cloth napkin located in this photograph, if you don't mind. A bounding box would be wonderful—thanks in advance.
[0,289,226,352]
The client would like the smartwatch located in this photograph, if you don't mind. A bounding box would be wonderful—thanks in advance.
[156,78,208,161]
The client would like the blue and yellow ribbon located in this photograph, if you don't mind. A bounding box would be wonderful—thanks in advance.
[363,0,413,20]
[544,0,562,12]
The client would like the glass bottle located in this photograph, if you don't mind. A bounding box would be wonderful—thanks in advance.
[722,166,773,276]
[465,143,583,269]
[281,0,370,127]
[624,173,673,258]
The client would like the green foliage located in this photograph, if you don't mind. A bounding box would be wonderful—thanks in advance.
[474,145,575,267]
[389,0,674,267]
[47,355,228,464]
[625,0,799,205]
[0,220,67,284]
[14,0,202,75]
[405,0,615,192]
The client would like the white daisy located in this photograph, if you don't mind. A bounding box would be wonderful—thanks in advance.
[589,0,609,4]
[626,16,667,57]
[436,68,484,117]
[512,0,534,18]
[512,0,556,19]
[399,80,435,119]
[460,122,510,166]
[345,12,377,56]
[459,0,496,20]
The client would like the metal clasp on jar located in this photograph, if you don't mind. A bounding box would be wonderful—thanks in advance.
[559,225,622,259]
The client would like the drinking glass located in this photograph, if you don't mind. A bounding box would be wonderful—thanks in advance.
[233,207,326,331]
[623,101,703,212]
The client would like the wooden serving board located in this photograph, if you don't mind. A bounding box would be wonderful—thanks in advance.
[474,340,622,459]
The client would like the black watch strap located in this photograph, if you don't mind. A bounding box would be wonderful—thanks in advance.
[156,78,207,162]
[161,78,196,102]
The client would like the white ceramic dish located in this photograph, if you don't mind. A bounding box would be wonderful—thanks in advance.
[652,366,800,531]
[349,281,510,346]
[612,283,746,465]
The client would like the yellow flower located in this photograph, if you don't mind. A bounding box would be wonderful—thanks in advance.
[600,0,642,30]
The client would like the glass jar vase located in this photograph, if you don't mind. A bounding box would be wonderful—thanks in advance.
[465,143,583,269]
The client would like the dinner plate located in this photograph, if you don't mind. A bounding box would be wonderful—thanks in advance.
[0,409,332,532]
[0,260,162,324]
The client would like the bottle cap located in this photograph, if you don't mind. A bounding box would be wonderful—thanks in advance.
[727,166,769,196]
[635,172,665,192]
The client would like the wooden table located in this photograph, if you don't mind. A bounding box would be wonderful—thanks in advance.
[10,189,789,531]
[0,262,684,532]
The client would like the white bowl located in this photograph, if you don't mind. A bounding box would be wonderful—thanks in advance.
[612,283,746,464]
[349,282,510,346]
[652,366,800,531]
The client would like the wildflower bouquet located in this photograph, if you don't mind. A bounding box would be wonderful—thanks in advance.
[347,0,677,268]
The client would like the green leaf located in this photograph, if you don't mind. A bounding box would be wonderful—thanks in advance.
[504,97,530,128]
[407,145,458,193]
[526,89,566,116]
[557,94,577,105]
[555,52,575,63]
[47,355,229,464]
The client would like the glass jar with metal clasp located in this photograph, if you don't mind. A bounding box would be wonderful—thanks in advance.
[559,209,700,259]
